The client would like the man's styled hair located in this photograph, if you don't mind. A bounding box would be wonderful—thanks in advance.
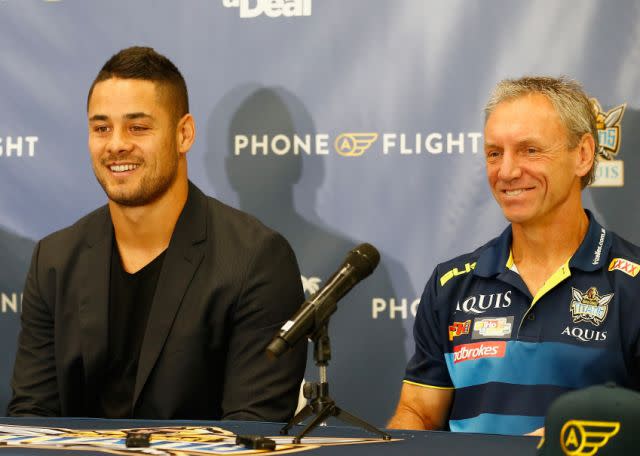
[484,76,599,188]
[87,46,189,120]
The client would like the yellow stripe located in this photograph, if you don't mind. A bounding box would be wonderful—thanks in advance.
[506,250,515,269]
[403,380,454,390]
[531,260,571,305]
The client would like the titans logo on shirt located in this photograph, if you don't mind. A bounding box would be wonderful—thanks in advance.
[570,287,613,327]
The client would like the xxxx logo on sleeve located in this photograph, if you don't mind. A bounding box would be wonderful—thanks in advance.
[608,258,640,277]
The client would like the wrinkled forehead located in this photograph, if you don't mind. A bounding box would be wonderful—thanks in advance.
[484,93,568,143]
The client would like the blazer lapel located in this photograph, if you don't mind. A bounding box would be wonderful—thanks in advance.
[133,182,207,406]
[77,206,112,397]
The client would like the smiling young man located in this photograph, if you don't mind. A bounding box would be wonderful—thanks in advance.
[388,76,640,435]
[8,47,306,420]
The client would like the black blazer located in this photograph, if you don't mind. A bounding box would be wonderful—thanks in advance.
[8,182,306,421]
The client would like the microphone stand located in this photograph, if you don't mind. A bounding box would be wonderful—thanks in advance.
[280,322,391,443]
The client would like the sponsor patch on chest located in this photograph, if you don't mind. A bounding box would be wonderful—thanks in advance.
[448,320,471,341]
[453,341,506,363]
[570,287,613,327]
[471,316,514,339]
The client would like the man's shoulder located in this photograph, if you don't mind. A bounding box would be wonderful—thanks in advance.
[608,230,640,262]
[206,196,278,235]
[200,193,289,253]
[430,236,501,290]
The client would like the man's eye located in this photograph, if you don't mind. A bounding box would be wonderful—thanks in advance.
[486,150,501,159]
[94,126,110,133]
[526,147,537,154]
[131,125,149,132]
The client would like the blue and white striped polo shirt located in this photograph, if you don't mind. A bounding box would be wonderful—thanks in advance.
[404,211,640,435]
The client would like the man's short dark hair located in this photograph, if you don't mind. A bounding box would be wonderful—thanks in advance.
[87,46,189,120]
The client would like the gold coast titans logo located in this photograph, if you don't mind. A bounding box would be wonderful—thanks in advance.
[570,287,613,327]
[590,98,626,161]
[560,420,620,456]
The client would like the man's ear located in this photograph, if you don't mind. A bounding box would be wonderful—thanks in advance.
[575,132,595,179]
[177,113,196,155]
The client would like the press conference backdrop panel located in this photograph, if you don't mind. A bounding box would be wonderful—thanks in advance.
[1,0,638,424]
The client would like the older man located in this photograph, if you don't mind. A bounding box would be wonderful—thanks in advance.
[389,76,640,435]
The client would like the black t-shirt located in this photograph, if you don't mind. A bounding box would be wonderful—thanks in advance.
[96,242,166,418]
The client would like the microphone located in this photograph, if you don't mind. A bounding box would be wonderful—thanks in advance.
[266,243,380,358]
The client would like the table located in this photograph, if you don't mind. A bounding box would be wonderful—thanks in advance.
[0,417,539,455]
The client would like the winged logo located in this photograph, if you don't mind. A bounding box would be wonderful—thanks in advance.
[570,287,613,326]
[301,275,322,295]
[561,420,620,456]
[590,98,626,160]
[334,133,378,157]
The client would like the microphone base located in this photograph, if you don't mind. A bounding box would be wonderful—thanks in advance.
[281,324,390,443]
[280,382,391,443]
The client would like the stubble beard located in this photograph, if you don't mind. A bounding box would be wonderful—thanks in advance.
[94,155,180,207]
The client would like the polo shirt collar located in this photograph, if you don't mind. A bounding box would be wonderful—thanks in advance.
[569,210,612,272]
[474,210,610,278]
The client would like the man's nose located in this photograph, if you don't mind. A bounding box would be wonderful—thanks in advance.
[106,128,134,155]
[498,150,522,180]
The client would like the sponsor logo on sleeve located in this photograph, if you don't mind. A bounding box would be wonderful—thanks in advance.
[561,420,620,456]
[570,287,613,327]
[453,341,506,363]
[608,258,640,277]
[439,262,476,287]
[448,320,470,341]
[471,316,514,339]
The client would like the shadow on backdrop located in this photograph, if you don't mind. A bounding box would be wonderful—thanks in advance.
[0,227,35,415]
[205,86,412,425]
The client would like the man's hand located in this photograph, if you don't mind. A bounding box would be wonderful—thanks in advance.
[387,382,453,430]
[526,427,545,437]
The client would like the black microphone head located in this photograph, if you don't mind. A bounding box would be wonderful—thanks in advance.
[346,243,380,280]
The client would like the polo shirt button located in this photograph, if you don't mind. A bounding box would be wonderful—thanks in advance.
[527,313,535,320]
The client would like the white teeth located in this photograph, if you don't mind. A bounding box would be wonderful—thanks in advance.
[505,189,524,196]
[109,164,139,172]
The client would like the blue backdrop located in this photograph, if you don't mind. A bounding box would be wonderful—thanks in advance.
[1,0,638,425]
